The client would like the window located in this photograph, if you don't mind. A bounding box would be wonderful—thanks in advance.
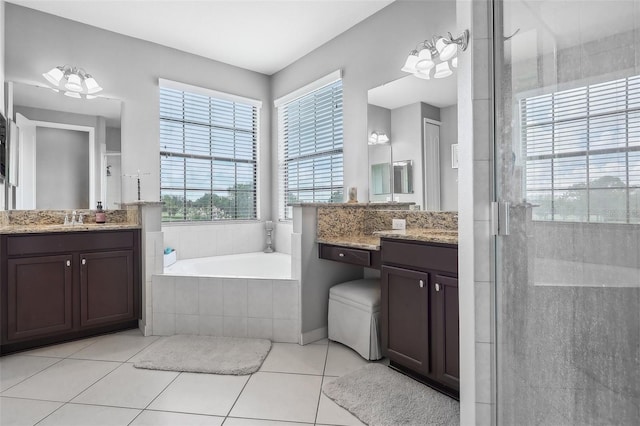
[522,75,640,223]
[277,73,344,220]
[159,80,260,222]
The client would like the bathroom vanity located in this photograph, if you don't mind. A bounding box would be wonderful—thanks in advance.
[315,205,459,399]
[0,213,141,354]
[380,238,459,399]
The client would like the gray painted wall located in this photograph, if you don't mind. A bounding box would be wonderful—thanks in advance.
[271,0,456,216]
[440,105,458,211]
[391,103,423,205]
[0,1,5,117]
[36,127,89,209]
[367,104,392,202]
[106,127,121,152]
[5,3,271,218]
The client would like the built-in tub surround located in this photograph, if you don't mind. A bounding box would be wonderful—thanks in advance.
[0,209,139,233]
[152,252,299,343]
[316,206,458,249]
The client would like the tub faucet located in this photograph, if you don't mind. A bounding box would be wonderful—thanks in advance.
[71,210,77,225]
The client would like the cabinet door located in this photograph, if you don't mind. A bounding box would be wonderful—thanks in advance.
[80,250,134,328]
[7,255,73,341]
[381,265,430,374]
[430,274,459,390]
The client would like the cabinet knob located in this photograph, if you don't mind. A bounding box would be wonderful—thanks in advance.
[338,253,345,257]
[419,280,424,288]
[66,260,71,267]
[435,283,441,292]
[82,259,86,265]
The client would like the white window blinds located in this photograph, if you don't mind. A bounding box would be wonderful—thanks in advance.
[522,75,640,223]
[159,83,258,222]
[278,78,344,220]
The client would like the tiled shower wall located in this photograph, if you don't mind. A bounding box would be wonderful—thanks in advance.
[457,0,495,424]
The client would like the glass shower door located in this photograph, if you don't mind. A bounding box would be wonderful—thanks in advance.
[494,1,640,424]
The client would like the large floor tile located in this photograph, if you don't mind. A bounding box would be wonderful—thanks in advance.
[230,372,322,423]
[324,342,369,377]
[316,393,365,426]
[148,372,249,416]
[0,396,63,426]
[68,334,159,362]
[37,403,140,426]
[72,363,179,409]
[223,418,311,426]
[130,410,224,425]
[1,359,119,402]
[126,337,167,363]
[0,355,60,392]
[259,343,327,375]
[20,337,100,359]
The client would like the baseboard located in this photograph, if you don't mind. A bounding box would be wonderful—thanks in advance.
[139,319,151,336]
[301,327,327,345]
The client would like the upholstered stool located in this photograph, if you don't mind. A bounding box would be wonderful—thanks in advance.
[328,278,382,360]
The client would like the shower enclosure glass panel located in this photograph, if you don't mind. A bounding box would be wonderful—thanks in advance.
[494,1,640,424]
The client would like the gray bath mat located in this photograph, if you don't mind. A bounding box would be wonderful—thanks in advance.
[323,363,459,425]
[134,335,271,375]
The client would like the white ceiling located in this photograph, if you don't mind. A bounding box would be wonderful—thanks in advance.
[368,73,458,110]
[8,0,395,75]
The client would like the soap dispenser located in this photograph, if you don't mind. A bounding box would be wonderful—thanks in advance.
[96,201,106,224]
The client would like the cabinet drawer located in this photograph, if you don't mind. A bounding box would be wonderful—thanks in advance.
[7,231,135,257]
[382,239,457,274]
[320,244,371,267]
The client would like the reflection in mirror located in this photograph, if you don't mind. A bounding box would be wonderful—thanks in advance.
[367,74,458,211]
[371,163,391,195]
[9,82,122,210]
[393,160,413,194]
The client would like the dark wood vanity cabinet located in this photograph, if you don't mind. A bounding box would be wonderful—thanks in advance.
[80,250,135,328]
[1,229,141,354]
[319,243,381,269]
[7,255,74,341]
[381,238,459,399]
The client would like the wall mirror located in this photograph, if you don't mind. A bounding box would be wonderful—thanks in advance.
[371,162,391,195]
[393,160,413,194]
[8,81,122,211]
[367,74,458,211]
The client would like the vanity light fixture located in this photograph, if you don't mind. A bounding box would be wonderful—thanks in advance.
[368,131,390,145]
[401,29,469,79]
[42,65,103,99]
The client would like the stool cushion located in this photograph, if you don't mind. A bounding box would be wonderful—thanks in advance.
[329,278,381,311]
[328,278,382,360]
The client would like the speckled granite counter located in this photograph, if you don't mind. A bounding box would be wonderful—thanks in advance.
[317,235,381,250]
[318,227,458,250]
[316,206,458,250]
[0,209,139,234]
[0,223,141,234]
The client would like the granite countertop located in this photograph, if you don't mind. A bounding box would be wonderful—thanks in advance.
[374,228,458,245]
[0,223,142,235]
[317,235,382,250]
[318,228,458,250]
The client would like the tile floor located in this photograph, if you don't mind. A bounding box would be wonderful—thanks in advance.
[0,329,374,426]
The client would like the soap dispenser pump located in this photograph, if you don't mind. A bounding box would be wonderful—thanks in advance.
[96,201,106,224]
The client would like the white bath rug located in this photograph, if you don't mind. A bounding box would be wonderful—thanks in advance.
[323,363,459,425]
[133,335,271,375]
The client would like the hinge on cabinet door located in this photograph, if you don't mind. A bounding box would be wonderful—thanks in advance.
[491,201,510,236]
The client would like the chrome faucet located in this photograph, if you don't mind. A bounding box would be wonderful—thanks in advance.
[64,213,70,226]
[78,213,84,224]
[71,210,77,225]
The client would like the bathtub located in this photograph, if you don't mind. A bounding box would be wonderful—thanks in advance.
[164,252,291,279]
[152,251,299,343]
